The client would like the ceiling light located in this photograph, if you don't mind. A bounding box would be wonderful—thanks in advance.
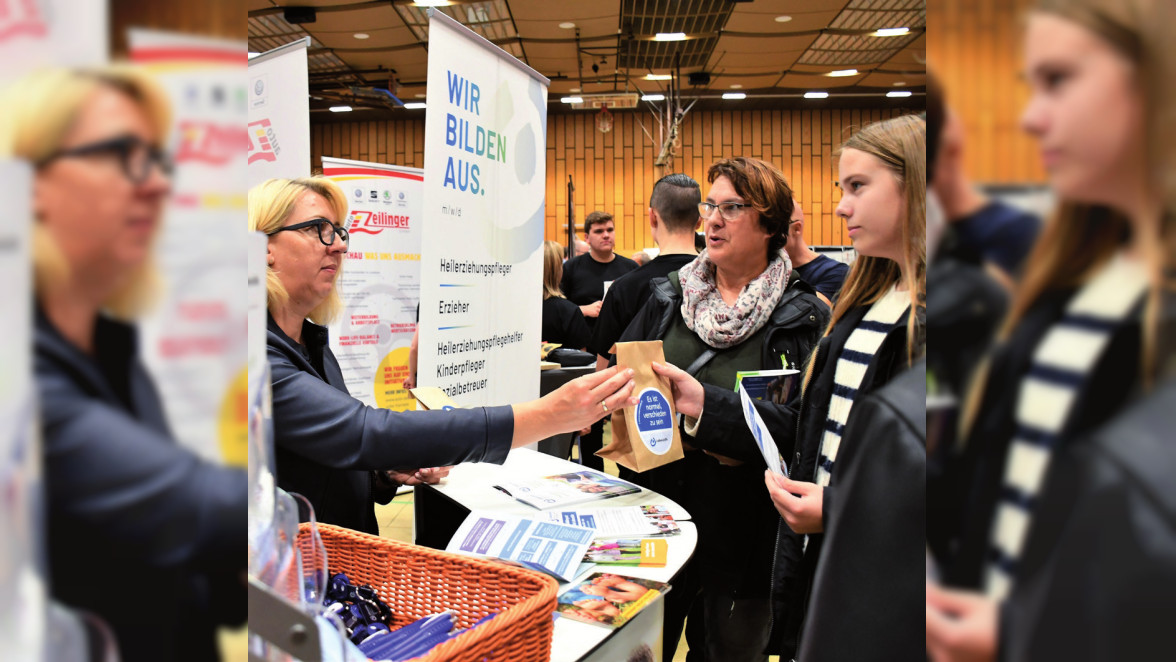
[642,94,665,101]
[803,92,828,99]
[644,74,672,81]
[559,22,576,29]
[248,52,260,58]
[653,32,687,42]
[827,69,858,77]
[560,96,583,104]
[729,84,742,89]
[403,102,427,109]
[722,92,746,100]
[774,15,792,23]
[413,0,451,7]
[886,91,912,98]
[329,106,353,112]
[873,27,910,37]
[353,33,369,39]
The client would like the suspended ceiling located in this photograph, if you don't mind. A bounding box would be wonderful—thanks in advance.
[247,0,925,118]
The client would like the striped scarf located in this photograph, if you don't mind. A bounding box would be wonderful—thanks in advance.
[985,252,1148,599]
[815,285,910,488]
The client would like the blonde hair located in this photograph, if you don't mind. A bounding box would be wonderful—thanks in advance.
[248,177,351,325]
[543,240,565,299]
[0,65,171,320]
[803,114,926,392]
[1001,0,1176,384]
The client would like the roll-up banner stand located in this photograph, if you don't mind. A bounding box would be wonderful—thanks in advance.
[417,10,549,406]
[0,0,107,83]
[0,161,44,660]
[323,157,425,410]
[247,37,311,187]
[130,30,249,466]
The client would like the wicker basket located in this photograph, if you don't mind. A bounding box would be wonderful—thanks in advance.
[298,522,558,662]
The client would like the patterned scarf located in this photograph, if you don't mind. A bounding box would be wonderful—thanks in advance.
[679,247,792,349]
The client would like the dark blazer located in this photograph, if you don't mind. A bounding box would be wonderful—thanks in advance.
[267,314,514,534]
[36,309,246,662]
[798,359,926,662]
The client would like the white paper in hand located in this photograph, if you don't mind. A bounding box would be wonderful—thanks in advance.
[739,386,788,476]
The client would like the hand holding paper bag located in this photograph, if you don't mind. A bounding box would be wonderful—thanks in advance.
[596,341,686,472]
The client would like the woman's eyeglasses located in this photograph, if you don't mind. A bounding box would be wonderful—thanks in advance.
[266,218,350,248]
[698,201,753,221]
[39,134,173,185]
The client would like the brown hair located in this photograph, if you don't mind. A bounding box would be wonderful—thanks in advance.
[584,210,614,234]
[706,157,793,261]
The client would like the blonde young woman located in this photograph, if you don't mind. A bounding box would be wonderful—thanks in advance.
[541,239,590,350]
[251,177,637,536]
[0,67,245,662]
[653,114,927,659]
[926,0,1176,660]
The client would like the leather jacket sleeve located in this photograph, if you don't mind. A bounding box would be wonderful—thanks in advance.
[268,343,514,471]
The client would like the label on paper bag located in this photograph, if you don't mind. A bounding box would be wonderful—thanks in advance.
[634,388,673,455]
[596,340,684,472]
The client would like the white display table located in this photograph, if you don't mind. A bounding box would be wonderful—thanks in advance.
[414,448,696,662]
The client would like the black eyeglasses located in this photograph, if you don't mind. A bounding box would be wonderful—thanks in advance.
[699,201,753,221]
[39,135,173,185]
[267,218,349,248]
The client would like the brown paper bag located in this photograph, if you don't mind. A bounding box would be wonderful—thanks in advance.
[596,340,685,472]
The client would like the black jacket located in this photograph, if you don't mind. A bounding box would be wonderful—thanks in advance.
[1000,378,1176,662]
[687,301,921,657]
[616,273,829,597]
[798,359,926,662]
[36,309,246,662]
[267,314,514,534]
[935,289,1143,589]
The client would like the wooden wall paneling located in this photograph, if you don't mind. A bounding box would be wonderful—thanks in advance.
[307,107,926,252]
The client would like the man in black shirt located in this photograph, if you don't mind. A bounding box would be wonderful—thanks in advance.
[787,199,849,306]
[590,173,701,366]
[560,211,638,329]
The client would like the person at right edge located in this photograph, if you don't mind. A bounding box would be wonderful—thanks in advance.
[650,114,927,660]
[925,0,1176,660]
[617,157,829,661]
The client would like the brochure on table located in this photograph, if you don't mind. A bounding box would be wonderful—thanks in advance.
[555,573,669,629]
[446,511,595,583]
[493,469,643,510]
[543,505,679,538]
[584,539,668,567]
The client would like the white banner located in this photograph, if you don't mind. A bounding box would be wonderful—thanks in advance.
[418,11,549,406]
[246,231,275,573]
[0,0,106,83]
[323,157,424,411]
[0,160,44,660]
[131,30,248,466]
[247,38,310,188]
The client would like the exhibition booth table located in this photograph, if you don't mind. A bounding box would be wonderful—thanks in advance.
[414,448,697,662]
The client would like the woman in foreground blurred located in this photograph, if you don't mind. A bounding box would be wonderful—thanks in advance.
[250,177,637,536]
[0,67,245,661]
[925,0,1176,659]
